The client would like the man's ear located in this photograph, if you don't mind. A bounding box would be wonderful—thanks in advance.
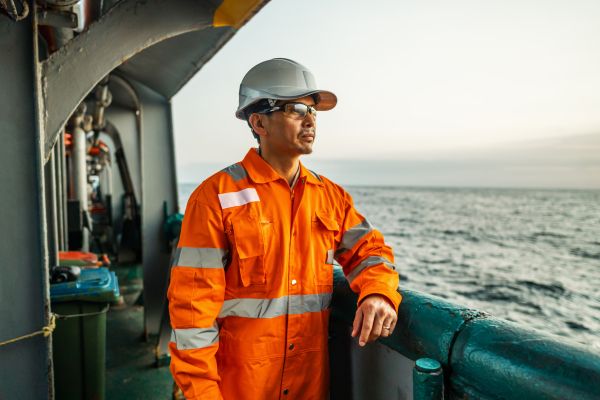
[249,113,268,138]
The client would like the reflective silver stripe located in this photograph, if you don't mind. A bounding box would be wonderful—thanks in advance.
[171,324,219,350]
[219,293,332,319]
[222,163,247,182]
[289,293,332,316]
[173,247,227,268]
[218,188,260,209]
[335,219,374,258]
[326,249,334,265]
[220,297,287,319]
[346,256,396,284]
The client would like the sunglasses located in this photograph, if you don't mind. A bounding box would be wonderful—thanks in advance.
[259,102,317,120]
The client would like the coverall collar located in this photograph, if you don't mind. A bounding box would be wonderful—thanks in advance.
[241,148,324,186]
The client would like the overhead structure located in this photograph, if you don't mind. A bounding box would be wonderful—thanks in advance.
[42,0,267,160]
[0,1,269,399]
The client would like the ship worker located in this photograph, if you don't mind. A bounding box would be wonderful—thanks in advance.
[168,58,401,400]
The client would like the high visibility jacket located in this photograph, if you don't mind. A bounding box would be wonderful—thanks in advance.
[168,148,401,400]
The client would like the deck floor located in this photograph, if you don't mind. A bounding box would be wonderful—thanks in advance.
[106,304,173,399]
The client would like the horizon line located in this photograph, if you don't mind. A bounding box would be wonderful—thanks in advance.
[177,181,600,191]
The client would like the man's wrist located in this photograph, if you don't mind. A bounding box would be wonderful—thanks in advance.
[359,293,395,310]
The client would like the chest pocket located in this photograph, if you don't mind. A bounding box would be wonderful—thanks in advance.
[231,214,266,287]
[312,210,339,287]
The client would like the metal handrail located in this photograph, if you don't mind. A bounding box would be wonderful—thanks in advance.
[330,267,600,399]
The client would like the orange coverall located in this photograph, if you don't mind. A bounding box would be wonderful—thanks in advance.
[168,148,401,400]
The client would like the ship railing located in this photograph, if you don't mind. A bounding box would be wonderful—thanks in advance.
[329,267,600,400]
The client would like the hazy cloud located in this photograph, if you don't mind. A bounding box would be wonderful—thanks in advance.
[179,133,600,189]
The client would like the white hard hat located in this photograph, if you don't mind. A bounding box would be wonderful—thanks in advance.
[235,58,337,120]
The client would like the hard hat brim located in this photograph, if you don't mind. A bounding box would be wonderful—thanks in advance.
[235,88,337,119]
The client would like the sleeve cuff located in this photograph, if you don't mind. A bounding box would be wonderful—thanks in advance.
[357,284,402,313]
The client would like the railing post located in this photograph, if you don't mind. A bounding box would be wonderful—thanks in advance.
[413,358,444,400]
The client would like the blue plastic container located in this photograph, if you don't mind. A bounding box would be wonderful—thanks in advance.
[51,267,120,303]
[51,267,120,400]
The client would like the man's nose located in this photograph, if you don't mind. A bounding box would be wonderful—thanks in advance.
[302,112,315,127]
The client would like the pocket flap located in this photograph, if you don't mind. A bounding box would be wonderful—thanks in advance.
[315,210,339,232]
[232,214,264,259]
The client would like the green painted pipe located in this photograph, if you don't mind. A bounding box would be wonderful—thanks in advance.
[449,318,600,399]
[413,358,444,400]
[331,267,600,399]
[331,267,485,365]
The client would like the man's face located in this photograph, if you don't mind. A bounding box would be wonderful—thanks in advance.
[260,95,316,157]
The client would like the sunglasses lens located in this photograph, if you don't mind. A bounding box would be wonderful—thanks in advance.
[285,103,307,119]
[284,103,316,119]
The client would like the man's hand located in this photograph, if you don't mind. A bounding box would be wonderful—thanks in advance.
[351,294,397,347]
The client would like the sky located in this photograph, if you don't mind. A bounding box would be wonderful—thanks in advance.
[172,0,600,188]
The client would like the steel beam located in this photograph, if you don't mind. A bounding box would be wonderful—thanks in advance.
[101,77,178,336]
[0,7,52,399]
[129,78,179,336]
[42,0,220,161]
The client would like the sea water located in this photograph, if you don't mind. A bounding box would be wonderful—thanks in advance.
[179,183,600,349]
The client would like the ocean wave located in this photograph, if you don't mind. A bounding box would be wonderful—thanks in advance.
[441,229,481,243]
[385,232,412,238]
[569,247,600,260]
[565,321,590,331]
[516,280,567,298]
[530,231,569,240]
[419,257,452,265]
[456,286,543,312]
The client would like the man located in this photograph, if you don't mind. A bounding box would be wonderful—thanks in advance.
[168,58,401,400]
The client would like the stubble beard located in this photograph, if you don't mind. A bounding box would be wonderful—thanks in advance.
[298,128,315,155]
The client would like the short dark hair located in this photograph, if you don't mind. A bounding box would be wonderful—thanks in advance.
[244,99,273,143]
